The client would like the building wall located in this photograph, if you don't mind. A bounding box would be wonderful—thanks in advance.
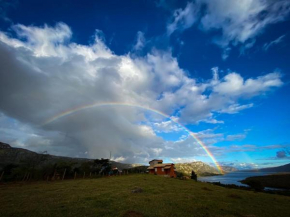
[149,169,155,174]
[169,165,176,178]
[149,165,176,178]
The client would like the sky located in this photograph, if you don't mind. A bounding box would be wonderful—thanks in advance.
[0,0,290,170]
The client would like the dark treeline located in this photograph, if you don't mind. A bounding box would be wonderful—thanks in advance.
[0,153,142,182]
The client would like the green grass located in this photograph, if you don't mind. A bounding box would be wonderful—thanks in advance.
[1,174,290,217]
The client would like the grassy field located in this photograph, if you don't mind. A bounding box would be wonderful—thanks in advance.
[1,174,290,217]
[241,173,290,189]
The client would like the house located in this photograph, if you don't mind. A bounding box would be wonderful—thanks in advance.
[147,159,176,178]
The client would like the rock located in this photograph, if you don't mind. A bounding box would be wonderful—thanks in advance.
[131,187,143,193]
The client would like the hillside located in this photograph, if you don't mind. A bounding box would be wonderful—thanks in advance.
[1,142,238,176]
[0,142,132,170]
[175,161,222,176]
[221,166,238,173]
[241,173,290,189]
[174,162,237,176]
[257,163,290,172]
[1,174,290,217]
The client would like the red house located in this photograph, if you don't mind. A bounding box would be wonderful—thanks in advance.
[147,159,176,178]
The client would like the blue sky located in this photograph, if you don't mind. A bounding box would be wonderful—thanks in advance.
[0,0,290,169]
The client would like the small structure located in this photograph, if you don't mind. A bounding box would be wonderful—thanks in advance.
[147,159,176,178]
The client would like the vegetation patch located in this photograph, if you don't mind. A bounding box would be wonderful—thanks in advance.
[1,174,290,217]
[240,173,290,189]
[228,193,242,199]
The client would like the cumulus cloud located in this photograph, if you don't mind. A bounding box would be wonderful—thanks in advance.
[153,120,183,133]
[167,0,290,58]
[0,22,283,163]
[219,103,253,114]
[213,72,283,97]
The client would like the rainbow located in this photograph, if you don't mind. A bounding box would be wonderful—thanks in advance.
[43,102,224,174]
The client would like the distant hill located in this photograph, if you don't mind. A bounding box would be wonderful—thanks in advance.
[254,163,290,172]
[0,141,133,170]
[0,142,238,175]
[175,162,237,176]
[220,166,238,173]
[175,161,221,176]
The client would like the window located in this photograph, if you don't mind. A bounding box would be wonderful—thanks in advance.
[155,168,157,172]
[162,168,164,172]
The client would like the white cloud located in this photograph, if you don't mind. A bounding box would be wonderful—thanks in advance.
[263,34,286,51]
[153,120,183,133]
[133,31,146,51]
[218,161,259,170]
[167,2,198,35]
[213,72,283,97]
[111,156,126,162]
[226,134,247,141]
[0,22,283,163]
[219,103,253,114]
[166,0,290,58]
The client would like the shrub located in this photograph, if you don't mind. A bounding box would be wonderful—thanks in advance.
[246,180,264,191]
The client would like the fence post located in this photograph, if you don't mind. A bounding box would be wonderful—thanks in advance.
[52,170,56,181]
[22,173,26,182]
[62,168,66,180]
[0,171,4,181]
[74,171,77,180]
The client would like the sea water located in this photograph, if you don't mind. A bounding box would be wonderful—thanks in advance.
[198,171,275,186]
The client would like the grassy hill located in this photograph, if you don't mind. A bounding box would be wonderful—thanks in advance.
[1,174,290,217]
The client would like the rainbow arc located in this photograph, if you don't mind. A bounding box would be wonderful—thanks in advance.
[43,102,224,174]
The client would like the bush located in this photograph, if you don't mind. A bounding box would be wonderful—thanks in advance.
[246,180,264,191]
[175,171,184,178]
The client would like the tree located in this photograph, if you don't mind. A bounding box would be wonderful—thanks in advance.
[94,159,111,175]
[246,180,264,191]
[191,170,197,181]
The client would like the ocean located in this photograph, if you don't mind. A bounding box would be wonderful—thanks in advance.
[198,171,275,186]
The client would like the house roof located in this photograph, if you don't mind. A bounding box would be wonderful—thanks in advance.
[147,163,174,170]
[153,163,172,167]
[149,159,163,163]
